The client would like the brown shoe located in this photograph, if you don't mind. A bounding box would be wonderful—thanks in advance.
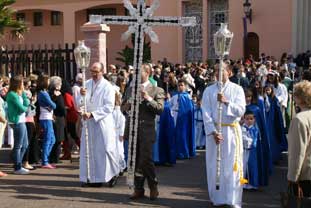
[129,190,145,200]
[60,154,71,160]
[149,188,159,200]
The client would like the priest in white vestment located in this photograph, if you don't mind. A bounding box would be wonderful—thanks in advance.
[202,63,246,208]
[79,62,121,186]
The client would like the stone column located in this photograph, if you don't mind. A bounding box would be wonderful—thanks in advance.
[291,0,298,56]
[81,23,110,77]
[202,0,208,61]
[297,0,303,53]
[303,0,309,52]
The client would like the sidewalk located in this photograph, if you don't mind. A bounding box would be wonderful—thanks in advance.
[0,149,287,208]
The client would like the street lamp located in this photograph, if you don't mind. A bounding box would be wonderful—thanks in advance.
[74,40,91,182]
[213,23,234,190]
[243,0,252,24]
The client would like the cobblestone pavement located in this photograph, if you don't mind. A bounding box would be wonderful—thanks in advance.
[0,150,286,208]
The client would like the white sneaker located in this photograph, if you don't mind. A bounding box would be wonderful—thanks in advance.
[14,168,30,175]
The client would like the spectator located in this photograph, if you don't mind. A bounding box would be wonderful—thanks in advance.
[287,80,311,197]
[37,75,57,169]
[6,75,30,174]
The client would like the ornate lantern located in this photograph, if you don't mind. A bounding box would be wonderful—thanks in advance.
[243,0,252,24]
[74,40,91,70]
[213,23,234,58]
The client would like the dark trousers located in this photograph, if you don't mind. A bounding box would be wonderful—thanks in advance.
[293,180,311,197]
[23,122,39,164]
[66,122,80,143]
[134,138,157,192]
[49,141,61,163]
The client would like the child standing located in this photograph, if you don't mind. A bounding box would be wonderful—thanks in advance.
[110,92,126,187]
[242,111,260,190]
[194,97,205,150]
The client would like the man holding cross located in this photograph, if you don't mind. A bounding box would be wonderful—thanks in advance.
[90,0,195,199]
[122,64,165,200]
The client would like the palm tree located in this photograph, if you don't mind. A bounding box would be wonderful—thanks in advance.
[0,0,27,39]
[116,35,151,66]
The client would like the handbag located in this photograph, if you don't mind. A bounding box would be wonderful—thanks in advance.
[280,183,311,208]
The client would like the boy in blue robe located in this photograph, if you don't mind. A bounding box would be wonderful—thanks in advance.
[169,79,195,159]
[153,101,176,165]
[242,111,259,189]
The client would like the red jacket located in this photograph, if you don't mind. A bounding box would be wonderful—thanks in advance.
[64,92,78,122]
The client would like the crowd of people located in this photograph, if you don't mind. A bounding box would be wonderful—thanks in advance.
[0,51,310,207]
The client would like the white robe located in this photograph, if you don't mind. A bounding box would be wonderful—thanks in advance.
[79,78,120,183]
[202,81,246,207]
[72,84,81,112]
[112,106,126,170]
[274,83,288,108]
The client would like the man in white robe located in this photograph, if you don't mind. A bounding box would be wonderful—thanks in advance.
[202,63,246,207]
[79,62,121,187]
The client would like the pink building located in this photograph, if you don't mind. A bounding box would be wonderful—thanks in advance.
[1,0,310,65]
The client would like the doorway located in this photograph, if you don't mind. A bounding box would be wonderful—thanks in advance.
[245,32,259,60]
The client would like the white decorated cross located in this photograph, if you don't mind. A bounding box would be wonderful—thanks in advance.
[90,0,196,188]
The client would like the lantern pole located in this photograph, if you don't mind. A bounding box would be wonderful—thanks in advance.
[290,67,296,120]
[216,56,224,190]
[213,23,233,190]
[81,64,90,183]
[74,40,91,183]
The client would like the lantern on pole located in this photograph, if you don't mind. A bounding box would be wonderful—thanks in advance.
[213,23,233,190]
[74,40,91,182]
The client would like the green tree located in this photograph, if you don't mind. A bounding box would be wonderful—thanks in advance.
[0,0,27,39]
[116,35,151,66]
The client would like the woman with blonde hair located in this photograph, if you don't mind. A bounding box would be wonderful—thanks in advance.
[287,80,311,197]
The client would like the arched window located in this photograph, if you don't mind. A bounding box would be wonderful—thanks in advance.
[208,0,229,59]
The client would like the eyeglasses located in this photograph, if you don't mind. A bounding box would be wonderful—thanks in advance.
[91,70,101,74]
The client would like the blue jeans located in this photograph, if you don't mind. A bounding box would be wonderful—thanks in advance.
[12,123,28,170]
[124,139,128,164]
[40,120,56,165]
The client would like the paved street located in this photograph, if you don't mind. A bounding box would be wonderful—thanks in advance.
[0,150,286,208]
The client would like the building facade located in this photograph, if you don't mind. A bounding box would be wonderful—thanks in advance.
[1,0,310,65]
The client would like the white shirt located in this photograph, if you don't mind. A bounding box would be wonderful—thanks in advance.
[18,96,26,123]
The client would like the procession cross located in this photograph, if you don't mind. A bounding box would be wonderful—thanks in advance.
[89,0,196,188]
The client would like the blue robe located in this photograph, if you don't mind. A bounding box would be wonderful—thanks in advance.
[174,92,195,159]
[194,105,206,148]
[243,125,259,187]
[246,103,272,186]
[265,96,287,163]
[153,101,176,165]
[152,117,160,163]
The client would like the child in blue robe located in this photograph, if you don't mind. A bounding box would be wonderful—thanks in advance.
[264,84,287,163]
[242,111,260,189]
